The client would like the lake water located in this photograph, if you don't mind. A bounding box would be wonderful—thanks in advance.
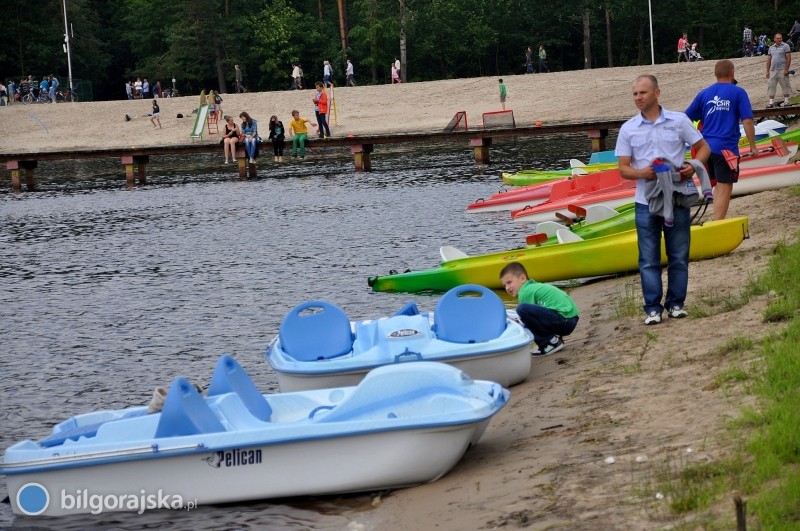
[0,134,593,529]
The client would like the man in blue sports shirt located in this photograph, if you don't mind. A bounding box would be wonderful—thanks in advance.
[685,59,758,220]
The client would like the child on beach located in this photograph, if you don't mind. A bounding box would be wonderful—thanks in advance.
[288,110,317,159]
[150,100,161,128]
[500,262,579,356]
[498,79,507,110]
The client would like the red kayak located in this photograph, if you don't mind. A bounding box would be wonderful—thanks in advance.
[467,169,623,213]
[511,161,800,223]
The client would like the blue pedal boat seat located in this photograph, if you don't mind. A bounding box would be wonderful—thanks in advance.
[155,377,226,438]
[434,284,507,344]
[393,301,421,317]
[208,354,272,421]
[278,301,354,362]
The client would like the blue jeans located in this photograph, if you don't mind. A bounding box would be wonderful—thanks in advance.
[244,137,257,158]
[634,202,690,315]
[516,304,579,350]
[316,112,330,137]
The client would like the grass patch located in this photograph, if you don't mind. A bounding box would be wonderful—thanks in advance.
[630,231,800,525]
[613,279,641,319]
[636,451,739,518]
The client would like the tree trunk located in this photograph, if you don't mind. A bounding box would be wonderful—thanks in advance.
[583,8,592,69]
[399,0,407,81]
[337,0,348,56]
[215,40,227,93]
[605,6,613,67]
[638,21,646,65]
[318,0,324,21]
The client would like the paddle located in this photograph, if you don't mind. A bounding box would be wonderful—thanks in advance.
[525,232,548,246]
[555,211,574,225]
[567,204,588,219]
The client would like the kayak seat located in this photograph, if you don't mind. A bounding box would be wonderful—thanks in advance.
[208,355,272,421]
[155,377,226,438]
[556,229,584,244]
[279,301,354,362]
[584,204,619,224]
[533,221,567,239]
[434,284,507,343]
[440,245,469,262]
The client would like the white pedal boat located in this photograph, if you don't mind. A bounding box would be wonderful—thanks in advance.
[1,357,508,517]
[265,284,534,392]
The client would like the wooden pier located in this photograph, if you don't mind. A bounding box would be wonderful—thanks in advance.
[1,106,795,192]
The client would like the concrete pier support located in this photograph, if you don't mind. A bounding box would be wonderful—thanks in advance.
[587,129,609,152]
[235,147,256,178]
[470,137,492,164]
[121,155,150,187]
[351,144,373,171]
[6,161,38,192]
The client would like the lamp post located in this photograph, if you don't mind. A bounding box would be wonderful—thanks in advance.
[62,0,74,101]
[648,0,655,65]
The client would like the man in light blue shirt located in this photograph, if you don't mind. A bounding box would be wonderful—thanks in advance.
[615,74,710,326]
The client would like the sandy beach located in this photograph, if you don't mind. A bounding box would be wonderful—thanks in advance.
[0,56,783,156]
[3,57,798,528]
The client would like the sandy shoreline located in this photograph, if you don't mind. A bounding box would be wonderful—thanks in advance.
[0,56,780,157]
[353,186,798,530]
[3,57,797,528]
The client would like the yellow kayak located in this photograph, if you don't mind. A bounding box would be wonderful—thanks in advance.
[368,217,749,293]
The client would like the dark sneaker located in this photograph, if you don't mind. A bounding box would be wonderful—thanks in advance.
[533,337,564,357]
[644,311,662,325]
[667,306,688,318]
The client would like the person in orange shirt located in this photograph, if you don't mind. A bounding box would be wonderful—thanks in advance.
[312,82,331,139]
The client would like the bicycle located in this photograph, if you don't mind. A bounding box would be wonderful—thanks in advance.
[22,88,51,104]
[56,88,77,102]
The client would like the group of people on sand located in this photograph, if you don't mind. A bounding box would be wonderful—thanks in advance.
[505,57,759,357]
[290,58,358,89]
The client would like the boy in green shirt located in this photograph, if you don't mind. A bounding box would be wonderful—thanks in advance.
[500,262,579,356]
[498,78,507,110]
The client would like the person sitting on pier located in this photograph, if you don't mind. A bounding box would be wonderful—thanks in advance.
[222,115,242,164]
[288,109,317,159]
[268,115,286,162]
[239,111,260,164]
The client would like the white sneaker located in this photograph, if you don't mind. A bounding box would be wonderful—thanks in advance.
[533,337,564,357]
[249,157,255,164]
[667,306,688,319]
[644,311,662,325]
